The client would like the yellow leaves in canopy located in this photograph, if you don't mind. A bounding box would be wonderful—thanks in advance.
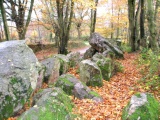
[31,30,38,38]
[74,0,97,9]
[96,27,114,37]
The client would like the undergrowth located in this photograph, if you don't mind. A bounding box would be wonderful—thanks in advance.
[121,43,132,53]
[137,48,160,93]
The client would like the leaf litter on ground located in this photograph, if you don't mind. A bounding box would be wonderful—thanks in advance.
[71,52,158,120]
[7,52,159,120]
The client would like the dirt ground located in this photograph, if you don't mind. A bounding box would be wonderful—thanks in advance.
[34,44,90,61]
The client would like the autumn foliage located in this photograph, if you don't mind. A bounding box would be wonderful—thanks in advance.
[71,53,147,120]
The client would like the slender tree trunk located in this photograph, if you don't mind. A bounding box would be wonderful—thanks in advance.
[140,0,146,47]
[111,0,114,39]
[0,0,10,41]
[154,0,160,22]
[111,23,113,39]
[128,0,136,51]
[135,0,141,49]
[22,0,34,40]
[116,8,120,39]
[90,0,98,36]
[54,25,59,47]
[10,0,34,40]
[147,0,159,52]
[77,26,81,39]
[57,0,74,54]
[0,20,3,40]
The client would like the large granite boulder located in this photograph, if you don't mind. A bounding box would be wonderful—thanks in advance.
[122,93,160,120]
[18,87,75,120]
[55,74,102,102]
[36,66,45,89]
[41,56,60,84]
[54,54,70,75]
[79,60,103,87]
[92,53,113,81]
[67,52,81,67]
[83,47,98,59]
[89,32,123,58]
[0,40,41,119]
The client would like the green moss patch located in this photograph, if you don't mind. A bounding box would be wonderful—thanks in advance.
[96,58,112,81]
[122,93,160,120]
[86,74,103,87]
[0,77,33,119]
[55,74,75,95]
[18,88,77,120]
[89,91,100,97]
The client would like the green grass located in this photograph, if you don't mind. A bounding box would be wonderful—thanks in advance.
[137,49,160,92]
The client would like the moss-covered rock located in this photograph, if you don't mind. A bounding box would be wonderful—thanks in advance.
[122,93,160,120]
[67,52,81,67]
[41,56,60,84]
[89,33,124,58]
[54,54,70,75]
[55,74,103,102]
[0,40,41,119]
[112,61,124,76]
[92,53,112,81]
[83,47,97,59]
[18,87,75,120]
[55,74,76,95]
[79,59,103,87]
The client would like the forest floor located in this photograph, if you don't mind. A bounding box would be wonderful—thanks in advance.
[68,52,160,120]
[8,48,159,120]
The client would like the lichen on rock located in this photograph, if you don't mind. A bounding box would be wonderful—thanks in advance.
[122,93,160,120]
[0,40,41,119]
[18,87,76,120]
[79,59,103,87]
[55,74,103,102]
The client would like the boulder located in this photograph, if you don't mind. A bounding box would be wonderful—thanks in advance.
[54,54,70,75]
[102,49,115,59]
[92,53,112,80]
[55,74,77,95]
[112,61,124,75]
[79,60,103,87]
[18,87,75,120]
[89,32,123,58]
[41,56,60,84]
[122,93,160,120]
[0,40,41,119]
[73,82,102,102]
[67,52,81,67]
[83,47,97,59]
[55,74,102,102]
[36,66,45,89]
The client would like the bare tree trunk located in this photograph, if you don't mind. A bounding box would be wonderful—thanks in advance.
[90,0,98,36]
[147,0,159,52]
[56,0,74,54]
[0,19,3,41]
[77,26,81,39]
[140,0,146,47]
[22,0,34,40]
[154,0,160,22]
[7,0,34,40]
[111,0,114,39]
[116,8,120,39]
[135,0,141,49]
[0,0,10,41]
[128,0,136,51]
